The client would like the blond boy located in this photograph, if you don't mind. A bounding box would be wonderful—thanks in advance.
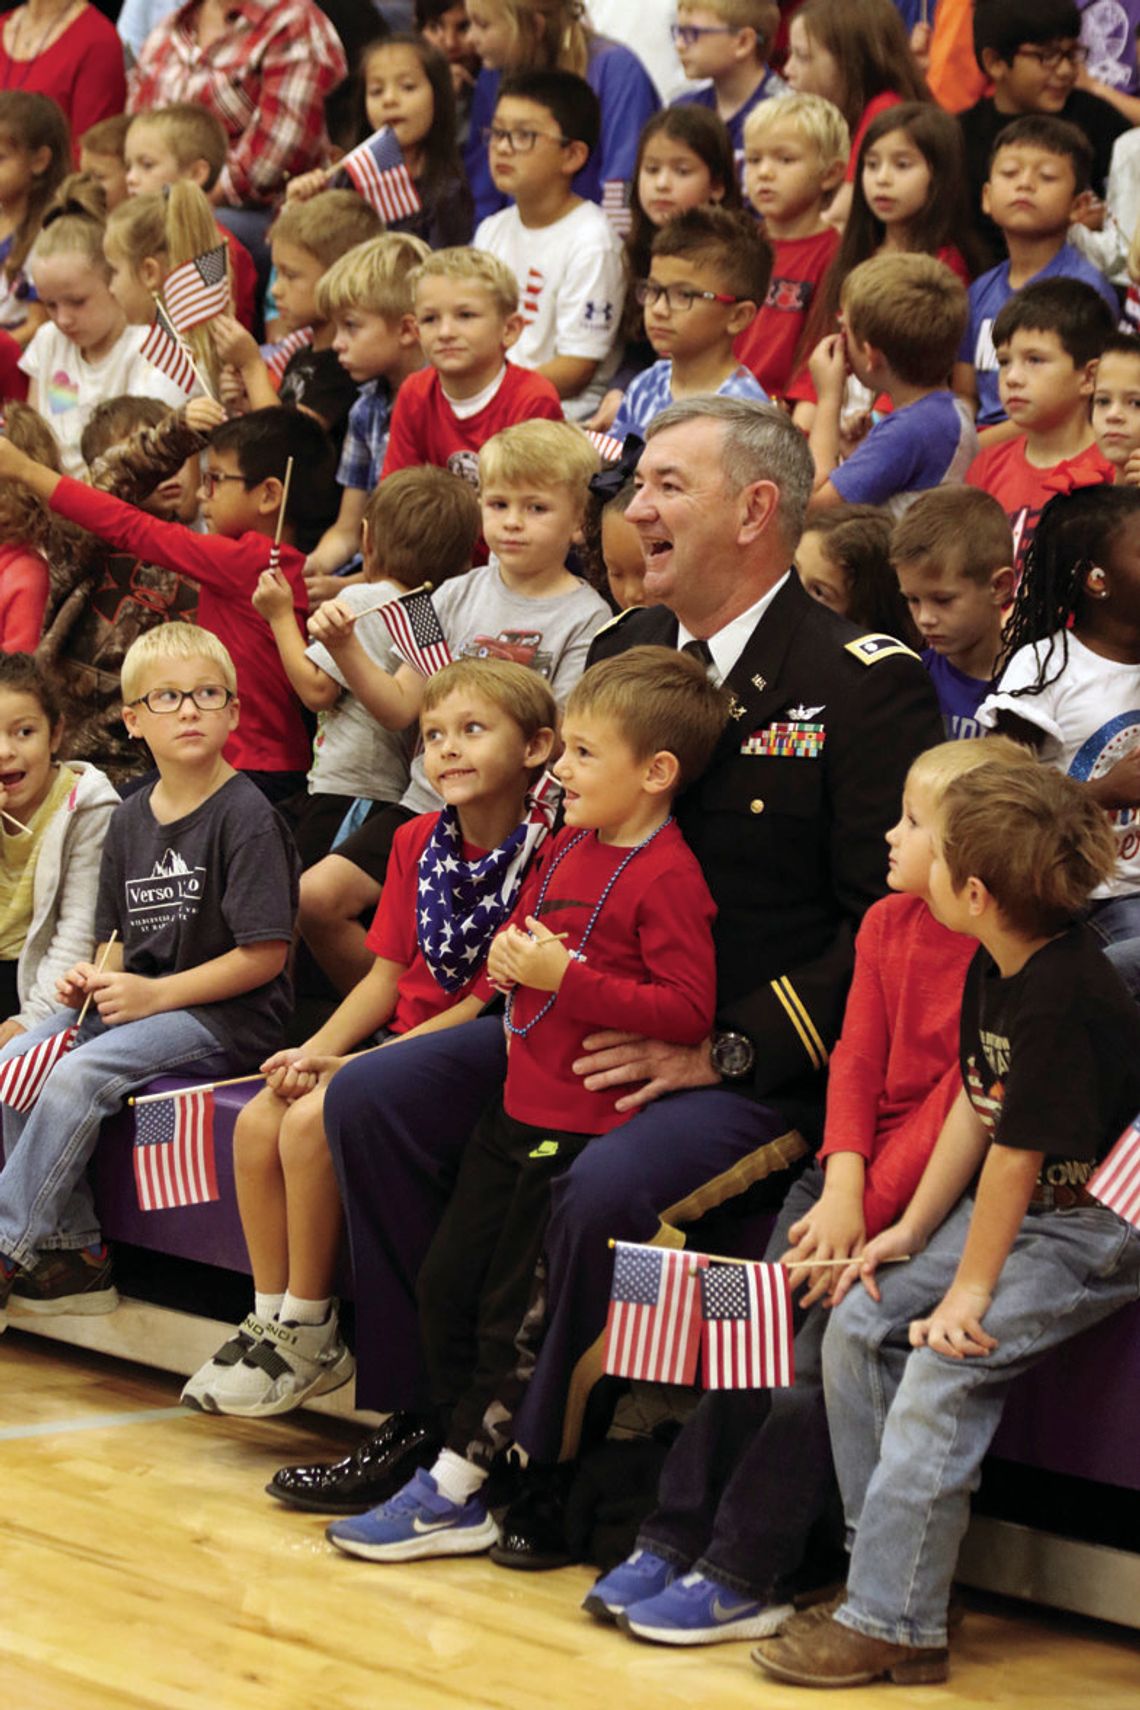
[672,0,787,161]
[79,114,131,211]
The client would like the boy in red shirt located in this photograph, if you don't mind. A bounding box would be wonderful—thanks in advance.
[737,92,847,400]
[965,278,1116,574]
[327,646,727,1562]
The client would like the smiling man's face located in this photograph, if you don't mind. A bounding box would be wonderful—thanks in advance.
[624,417,742,614]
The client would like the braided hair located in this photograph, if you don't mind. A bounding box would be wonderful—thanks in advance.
[995,485,1140,697]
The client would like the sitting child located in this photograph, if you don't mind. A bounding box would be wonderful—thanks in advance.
[581,471,646,612]
[756,755,1140,1689]
[671,0,786,170]
[808,253,976,517]
[890,487,1014,740]
[609,207,770,441]
[180,659,557,1417]
[584,736,1025,1644]
[324,646,727,1561]
[78,114,130,214]
[0,625,298,1324]
[1091,331,1140,481]
[794,504,917,644]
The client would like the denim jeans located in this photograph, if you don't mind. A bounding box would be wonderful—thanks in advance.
[0,1009,231,1267]
[1086,893,1140,1001]
[821,1198,1140,1649]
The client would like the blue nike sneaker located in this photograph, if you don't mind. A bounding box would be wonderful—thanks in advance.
[620,1570,795,1645]
[326,1468,499,1561]
[582,1548,678,1621]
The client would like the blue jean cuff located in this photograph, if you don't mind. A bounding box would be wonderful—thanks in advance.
[634,1533,693,1572]
[693,1554,769,1600]
[836,1604,947,1650]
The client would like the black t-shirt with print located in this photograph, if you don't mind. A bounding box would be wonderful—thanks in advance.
[959,924,1140,1193]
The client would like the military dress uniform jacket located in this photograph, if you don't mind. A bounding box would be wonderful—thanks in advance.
[587,574,944,1128]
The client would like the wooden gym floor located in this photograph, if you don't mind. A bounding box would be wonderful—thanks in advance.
[3,1333,1138,1710]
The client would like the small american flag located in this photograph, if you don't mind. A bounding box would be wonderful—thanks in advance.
[133,1090,219,1211]
[162,243,229,334]
[586,430,624,463]
[1089,1116,1140,1229]
[0,1024,77,1112]
[139,303,196,395]
[374,587,452,677]
[339,127,421,222]
[264,324,315,385]
[701,1260,795,1389]
[604,1242,706,1384]
[601,178,632,238]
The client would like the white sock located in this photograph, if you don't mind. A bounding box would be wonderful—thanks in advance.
[279,1290,331,1327]
[430,1449,488,1505]
[254,1291,284,1323]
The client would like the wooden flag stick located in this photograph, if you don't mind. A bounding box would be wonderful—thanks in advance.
[339,579,435,622]
[0,806,31,835]
[129,1070,267,1107]
[274,456,294,554]
[604,1239,910,1275]
[76,931,118,1029]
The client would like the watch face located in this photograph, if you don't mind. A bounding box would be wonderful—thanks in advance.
[715,1033,752,1076]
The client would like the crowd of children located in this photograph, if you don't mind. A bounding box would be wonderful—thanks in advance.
[0,0,1139,1693]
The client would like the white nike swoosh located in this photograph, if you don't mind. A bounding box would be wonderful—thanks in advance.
[411,1515,460,1533]
[712,1595,760,1621]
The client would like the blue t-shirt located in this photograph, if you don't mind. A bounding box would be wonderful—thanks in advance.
[959,245,1119,426]
[923,648,992,741]
[465,35,660,224]
[671,65,788,178]
[611,358,768,439]
[830,391,978,516]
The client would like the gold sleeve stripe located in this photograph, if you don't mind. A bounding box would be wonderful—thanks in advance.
[770,976,828,1071]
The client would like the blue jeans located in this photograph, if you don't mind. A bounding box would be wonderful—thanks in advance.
[821,1199,1140,1649]
[0,1009,230,1267]
[1086,894,1140,1000]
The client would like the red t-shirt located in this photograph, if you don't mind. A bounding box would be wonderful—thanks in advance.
[735,225,840,400]
[496,820,717,1135]
[48,476,311,773]
[845,91,905,182]
[381,364,563,482]
[817,893,976,1239]
[217,222,258,332]
[0,543,48,651]
[364,813,490,1035]
[965,436,1116,575]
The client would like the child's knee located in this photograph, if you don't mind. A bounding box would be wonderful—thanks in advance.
[278,1090,331,1175]
[233,1087,288,1167]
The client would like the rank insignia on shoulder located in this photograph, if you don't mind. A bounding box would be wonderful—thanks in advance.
[742,722,825,758]
[845,634,920,666]
[593,606,638,640]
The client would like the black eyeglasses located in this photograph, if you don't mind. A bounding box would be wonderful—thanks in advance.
[200,469,248,496]
[634,279,741,312]
[129,686,235,714]
[482,123,571,153]
[670,23,734,46]
[1014,42,1089,71]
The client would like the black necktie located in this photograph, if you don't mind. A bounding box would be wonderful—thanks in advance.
[682,638,714,671]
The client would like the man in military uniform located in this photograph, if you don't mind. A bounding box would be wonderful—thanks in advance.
[268,399,943,1536]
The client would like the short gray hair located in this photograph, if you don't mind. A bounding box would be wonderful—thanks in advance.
[644,397,813,545]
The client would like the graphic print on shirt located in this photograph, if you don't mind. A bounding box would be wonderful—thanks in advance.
[522,267,544,324]
[446,449,480,486]
[964,1025,1010,1133]
[1067,710,1140,863]
[126,848,206,926]
[461,629,553,677]
[767,277,812,313]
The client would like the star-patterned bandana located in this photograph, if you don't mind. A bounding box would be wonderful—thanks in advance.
[416,773,561,992]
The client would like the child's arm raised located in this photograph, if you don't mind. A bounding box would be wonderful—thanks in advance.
[306,598,424,729]
[89,397,226,505]
[252,570,340,711]
[805,333,846,507]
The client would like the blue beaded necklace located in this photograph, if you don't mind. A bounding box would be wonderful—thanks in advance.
[503,816,673,1040]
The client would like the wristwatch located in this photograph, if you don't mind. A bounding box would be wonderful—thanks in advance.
[711,1028,755,1081]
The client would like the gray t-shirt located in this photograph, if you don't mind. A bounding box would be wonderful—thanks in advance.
[305,578,414,801]
[401,561,611,814]
[95,773,300,1062]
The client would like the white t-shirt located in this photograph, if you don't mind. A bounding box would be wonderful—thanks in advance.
[19,321,194,476]
[473,199,626,420]
[304,579,414,802]
[978,630,1140,898]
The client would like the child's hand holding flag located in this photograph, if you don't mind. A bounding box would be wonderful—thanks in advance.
[252,568,294,620]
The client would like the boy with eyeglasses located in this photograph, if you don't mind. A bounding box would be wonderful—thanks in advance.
[473,70,626,421]
[959,0,1128,269]
[0,622,298,1325]
[670,0,786,170]
[0,407,338,805]
[609,207,771,441]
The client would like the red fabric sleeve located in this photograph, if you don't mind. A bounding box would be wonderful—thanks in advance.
[379,371,428,478]
[818,902,888,1166]
[220,225,258,331]
[63,11,128,144]
[0,549,49,651]
[364,820,423,966]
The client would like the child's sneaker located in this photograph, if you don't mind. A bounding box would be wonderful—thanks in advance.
[620,1570,795,1645]
[180,1312,274,1411]
[582,1548,678,1621]
[326,1468,499,1561]
[203,1309,355,1417]
[9,1245,119,1316]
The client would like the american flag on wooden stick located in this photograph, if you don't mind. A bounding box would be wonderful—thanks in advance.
[133,1089,219,1211]
[264,324,315,384]
[603,1242,706,1384]
[139,302,197,395]
[1089,1116,1140,1230]
[701,1259,795,1389]
[339,127,421,222]
[162,243,229,333]
[373,587,452,677]
[0,1024,77,1112]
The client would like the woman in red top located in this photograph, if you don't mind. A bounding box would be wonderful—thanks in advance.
[0,2,125,148]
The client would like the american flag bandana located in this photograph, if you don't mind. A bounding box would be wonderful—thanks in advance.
[162,243,229,334]
[0,1024,77,1112]
[133,1089,219,1211]
[701,1260,795,1389]
[338,127,422,222]
[139,303,196,395]
[416,773,561,992]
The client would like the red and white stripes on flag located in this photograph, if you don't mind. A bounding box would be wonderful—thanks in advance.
[0,1024,77,1112]
[586,430,624,464]
[601,178,632,238]
[133,1089,219,1211]
[373,587,452,677]
[140,308,197,395]
[701,1259,795,1388]
[162,243,229,334]
[604,1242,706,1384]
[338,127,422,222]
[1089,1116,1140,1230]
[265,324,315,385]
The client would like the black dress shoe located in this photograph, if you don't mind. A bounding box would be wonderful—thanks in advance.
[489,1461,577,1571]
[266,1412,442,1514]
